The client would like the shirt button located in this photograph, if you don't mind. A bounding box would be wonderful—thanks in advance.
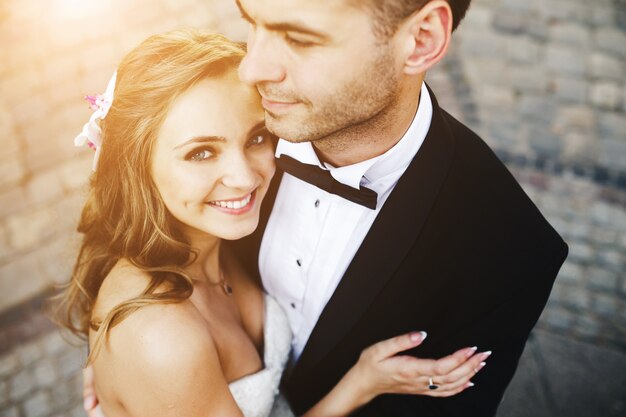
[296,259,302,266]
[290,303,296,309]
[314,199,320,207]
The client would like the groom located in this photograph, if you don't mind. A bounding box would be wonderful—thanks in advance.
[232,0,568,416]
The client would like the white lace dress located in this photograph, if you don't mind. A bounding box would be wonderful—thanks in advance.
[229,295,296,417]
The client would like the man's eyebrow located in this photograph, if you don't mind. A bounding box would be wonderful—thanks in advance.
[235,0,329,40]
[265,21,329,39]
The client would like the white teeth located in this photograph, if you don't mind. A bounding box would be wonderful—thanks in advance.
[210,193,252,210]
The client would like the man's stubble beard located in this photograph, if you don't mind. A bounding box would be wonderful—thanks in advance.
[264,46,400,154]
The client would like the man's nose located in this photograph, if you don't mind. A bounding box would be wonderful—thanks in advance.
[238,28,286,86]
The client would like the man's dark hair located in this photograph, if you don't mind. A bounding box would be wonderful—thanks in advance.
[355,0,472,39]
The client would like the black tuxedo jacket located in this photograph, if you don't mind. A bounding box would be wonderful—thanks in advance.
[230,87,568,417]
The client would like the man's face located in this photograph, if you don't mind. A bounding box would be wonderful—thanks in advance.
[237,0,401,143]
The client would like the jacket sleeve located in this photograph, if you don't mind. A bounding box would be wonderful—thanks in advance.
[351,243,568,417]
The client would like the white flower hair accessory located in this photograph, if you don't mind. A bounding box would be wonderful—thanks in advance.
[74,71,117,171]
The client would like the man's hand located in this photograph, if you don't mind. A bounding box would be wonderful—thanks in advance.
[83,366,105,417]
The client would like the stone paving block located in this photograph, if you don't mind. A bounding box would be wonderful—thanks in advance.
[586,8,615,27]
[545,44,587,76]
[4,206,56,252]
[492,10,529,34]
[10,95,50,131]
[0,67,43,106]
[591,293,620,317]
[593,27,626,58]
[32,357,57,388]
[458,31,508,58]
[519,95,559,124]
[597,112,626,143]
[0,377,8,408]
[40,331,73,358]
[537,0,587,22]
[535,329,626,417]
[549,21,592,47]
[23,389,53,417]
[459,4,493,29]
[25,169,65,207]
[0,153,26,191]
[562,132,600,165]
[507,65,549,93]
[38,236,76,286]
[595,250,623,271]
[55,350,83,381]
[526,18,549,41]
[567,242,594,264]
[0,352,19,379]
[56,157,92,192]
[501,0,533,12]
[488,116,523,150]
[587,267,619,292]
[600,139,626,171]
[541,306,575,331]
[589,52,625,81]
[557,283,590,311]
[476,85,516,109]
[589,81,624,110]
[590,227,618,246]
[553,105,596,134]
[550,76,589,103]
[574,314,602,340]
[0,255,51,312]
[17,340,44,368]
[527,125,562,159]
[1,405,19,417]
[9,366,34,401]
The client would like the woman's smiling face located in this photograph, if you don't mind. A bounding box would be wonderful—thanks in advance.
[151,70,276,243]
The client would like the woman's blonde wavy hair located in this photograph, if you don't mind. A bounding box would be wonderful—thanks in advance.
[53,29,247,364]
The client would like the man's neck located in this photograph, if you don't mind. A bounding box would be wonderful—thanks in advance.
[313,78,423,167]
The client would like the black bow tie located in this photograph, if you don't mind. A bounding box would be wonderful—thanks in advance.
[276,154,378,210]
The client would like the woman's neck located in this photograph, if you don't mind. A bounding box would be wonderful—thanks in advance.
[185,231,223,286]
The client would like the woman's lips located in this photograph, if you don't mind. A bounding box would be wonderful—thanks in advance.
[207,190,256,215]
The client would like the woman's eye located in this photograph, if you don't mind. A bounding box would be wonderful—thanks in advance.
[248,131,275,147]
[188,149,213,162]
[249,135,265,146]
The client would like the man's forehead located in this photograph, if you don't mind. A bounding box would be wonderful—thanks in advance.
[236,0,359,25]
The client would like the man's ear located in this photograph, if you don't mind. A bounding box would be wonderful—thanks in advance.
[397,0,453,75]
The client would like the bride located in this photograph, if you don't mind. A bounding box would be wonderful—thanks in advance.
[55,29,489,417]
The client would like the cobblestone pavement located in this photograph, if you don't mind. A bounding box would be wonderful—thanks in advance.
[0,0,625,416]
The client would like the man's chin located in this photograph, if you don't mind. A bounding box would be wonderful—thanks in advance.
[264,113,304,142]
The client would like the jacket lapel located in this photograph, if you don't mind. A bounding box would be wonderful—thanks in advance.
[289,87,456,376]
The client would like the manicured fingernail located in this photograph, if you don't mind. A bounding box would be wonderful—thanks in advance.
[480,351,493,360]
[467,382,475,388]
[84,396,96,410]
[475,361,487,373]
[410,331,427,343]
[466,346,478,357]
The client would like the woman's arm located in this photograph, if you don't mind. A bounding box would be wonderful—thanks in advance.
[93,301,244,417]
[302,332,490,417]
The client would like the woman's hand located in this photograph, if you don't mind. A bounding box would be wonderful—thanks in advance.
[302,332,491,417]
[348,331,491,402]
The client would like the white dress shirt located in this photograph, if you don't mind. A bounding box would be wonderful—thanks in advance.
[259,83,433,361]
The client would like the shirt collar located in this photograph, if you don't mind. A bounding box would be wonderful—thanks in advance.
[275,82,433,190]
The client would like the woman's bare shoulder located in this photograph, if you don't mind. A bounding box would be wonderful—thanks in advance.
[91,264,242,415]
